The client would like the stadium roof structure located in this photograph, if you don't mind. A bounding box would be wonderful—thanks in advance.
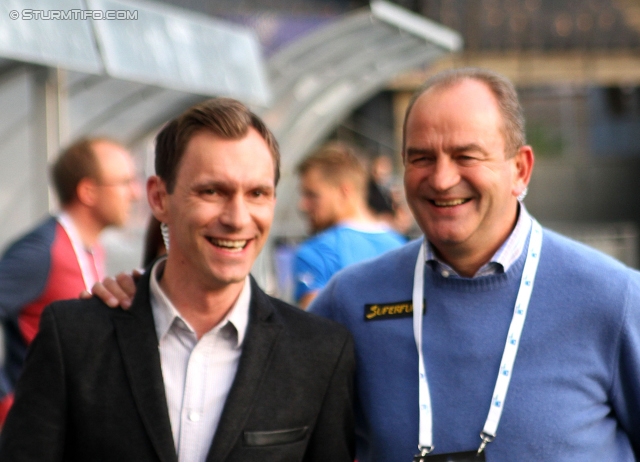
[255,0,462,239]
[0,0,270,145]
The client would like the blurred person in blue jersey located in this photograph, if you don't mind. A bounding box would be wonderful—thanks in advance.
[294,142,406,308]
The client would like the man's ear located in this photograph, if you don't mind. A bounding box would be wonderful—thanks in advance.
[147,176,169,223]
[338,181,351,200]
[76,177,98,207]
[511,145,534,198]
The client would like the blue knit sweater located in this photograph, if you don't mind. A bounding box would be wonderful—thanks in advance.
[310,228,640,461]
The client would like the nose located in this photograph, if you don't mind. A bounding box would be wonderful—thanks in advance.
[429,156,460,192]
[298,195,309,214]
[299,191,316,216]
[220,194,251,230]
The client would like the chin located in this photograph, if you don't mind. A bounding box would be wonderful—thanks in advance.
[425,227,469,246]
[209,266,251,286]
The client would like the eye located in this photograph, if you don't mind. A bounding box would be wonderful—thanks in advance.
[250,188,273,199]
[199,187,217,196]
[456,154,480,165]
[407,152,433,165]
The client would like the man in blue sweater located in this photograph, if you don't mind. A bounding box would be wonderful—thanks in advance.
[89,68,640,461]
[310,68,640,461]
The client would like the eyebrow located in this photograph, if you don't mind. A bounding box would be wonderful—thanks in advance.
[193,180,275,192]
[405,147,434,157]
[452,143,487,155]
[405,143,489,156]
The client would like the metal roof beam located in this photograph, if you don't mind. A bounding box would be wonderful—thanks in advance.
[253,0,462,244]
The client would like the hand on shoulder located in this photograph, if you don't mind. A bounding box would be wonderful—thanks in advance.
[79,269,143,309]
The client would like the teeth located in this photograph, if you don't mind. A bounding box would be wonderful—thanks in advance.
[433,199,468,207]
[208,238,247,251]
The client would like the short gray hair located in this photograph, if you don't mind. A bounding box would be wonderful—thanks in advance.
[402,67,525,157]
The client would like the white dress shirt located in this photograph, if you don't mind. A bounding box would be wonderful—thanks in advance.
[149,258,251,462]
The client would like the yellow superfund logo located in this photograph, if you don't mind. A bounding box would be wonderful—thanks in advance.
[364,301,421,321]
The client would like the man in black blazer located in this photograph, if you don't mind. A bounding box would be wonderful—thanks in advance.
[0,98,355,461]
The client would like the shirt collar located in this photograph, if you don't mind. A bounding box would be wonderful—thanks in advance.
[149,257,251,347]
[424,203,533,278]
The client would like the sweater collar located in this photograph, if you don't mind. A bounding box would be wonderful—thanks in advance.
[425,203,533,278]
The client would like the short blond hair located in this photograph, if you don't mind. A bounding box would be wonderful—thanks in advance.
[297,142,368,196]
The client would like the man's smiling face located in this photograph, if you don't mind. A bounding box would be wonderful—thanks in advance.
[159,128,275,291]
[403,78,525,268]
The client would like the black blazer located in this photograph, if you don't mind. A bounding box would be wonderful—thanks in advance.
[0,272,355,461]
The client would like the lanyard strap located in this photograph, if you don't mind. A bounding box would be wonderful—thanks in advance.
[57,213,100,291]
[412,220,543,454]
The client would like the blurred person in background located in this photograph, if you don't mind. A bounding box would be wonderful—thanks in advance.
[294,142,406,308]
[367,154,395,220]
[367,153,416,237]
[0,137,139,427]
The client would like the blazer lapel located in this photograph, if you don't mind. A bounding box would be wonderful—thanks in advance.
[206,278,283,461]
[112,270,177,462]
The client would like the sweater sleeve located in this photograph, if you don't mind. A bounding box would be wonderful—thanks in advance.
[609,271,640,456]
[0,224,53,320]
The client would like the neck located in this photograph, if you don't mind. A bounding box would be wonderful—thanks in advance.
[159,256,245,339]
[62,206,103,248]
[338,200,377,225]
[434,243,501,277]
[433,205,521,277]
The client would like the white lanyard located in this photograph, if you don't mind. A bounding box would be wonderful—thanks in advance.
[57,213,100,291]
[412,220,542,455]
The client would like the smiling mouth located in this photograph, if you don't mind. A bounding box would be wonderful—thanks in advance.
[206,237,249,252]
[431,198,471,207]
